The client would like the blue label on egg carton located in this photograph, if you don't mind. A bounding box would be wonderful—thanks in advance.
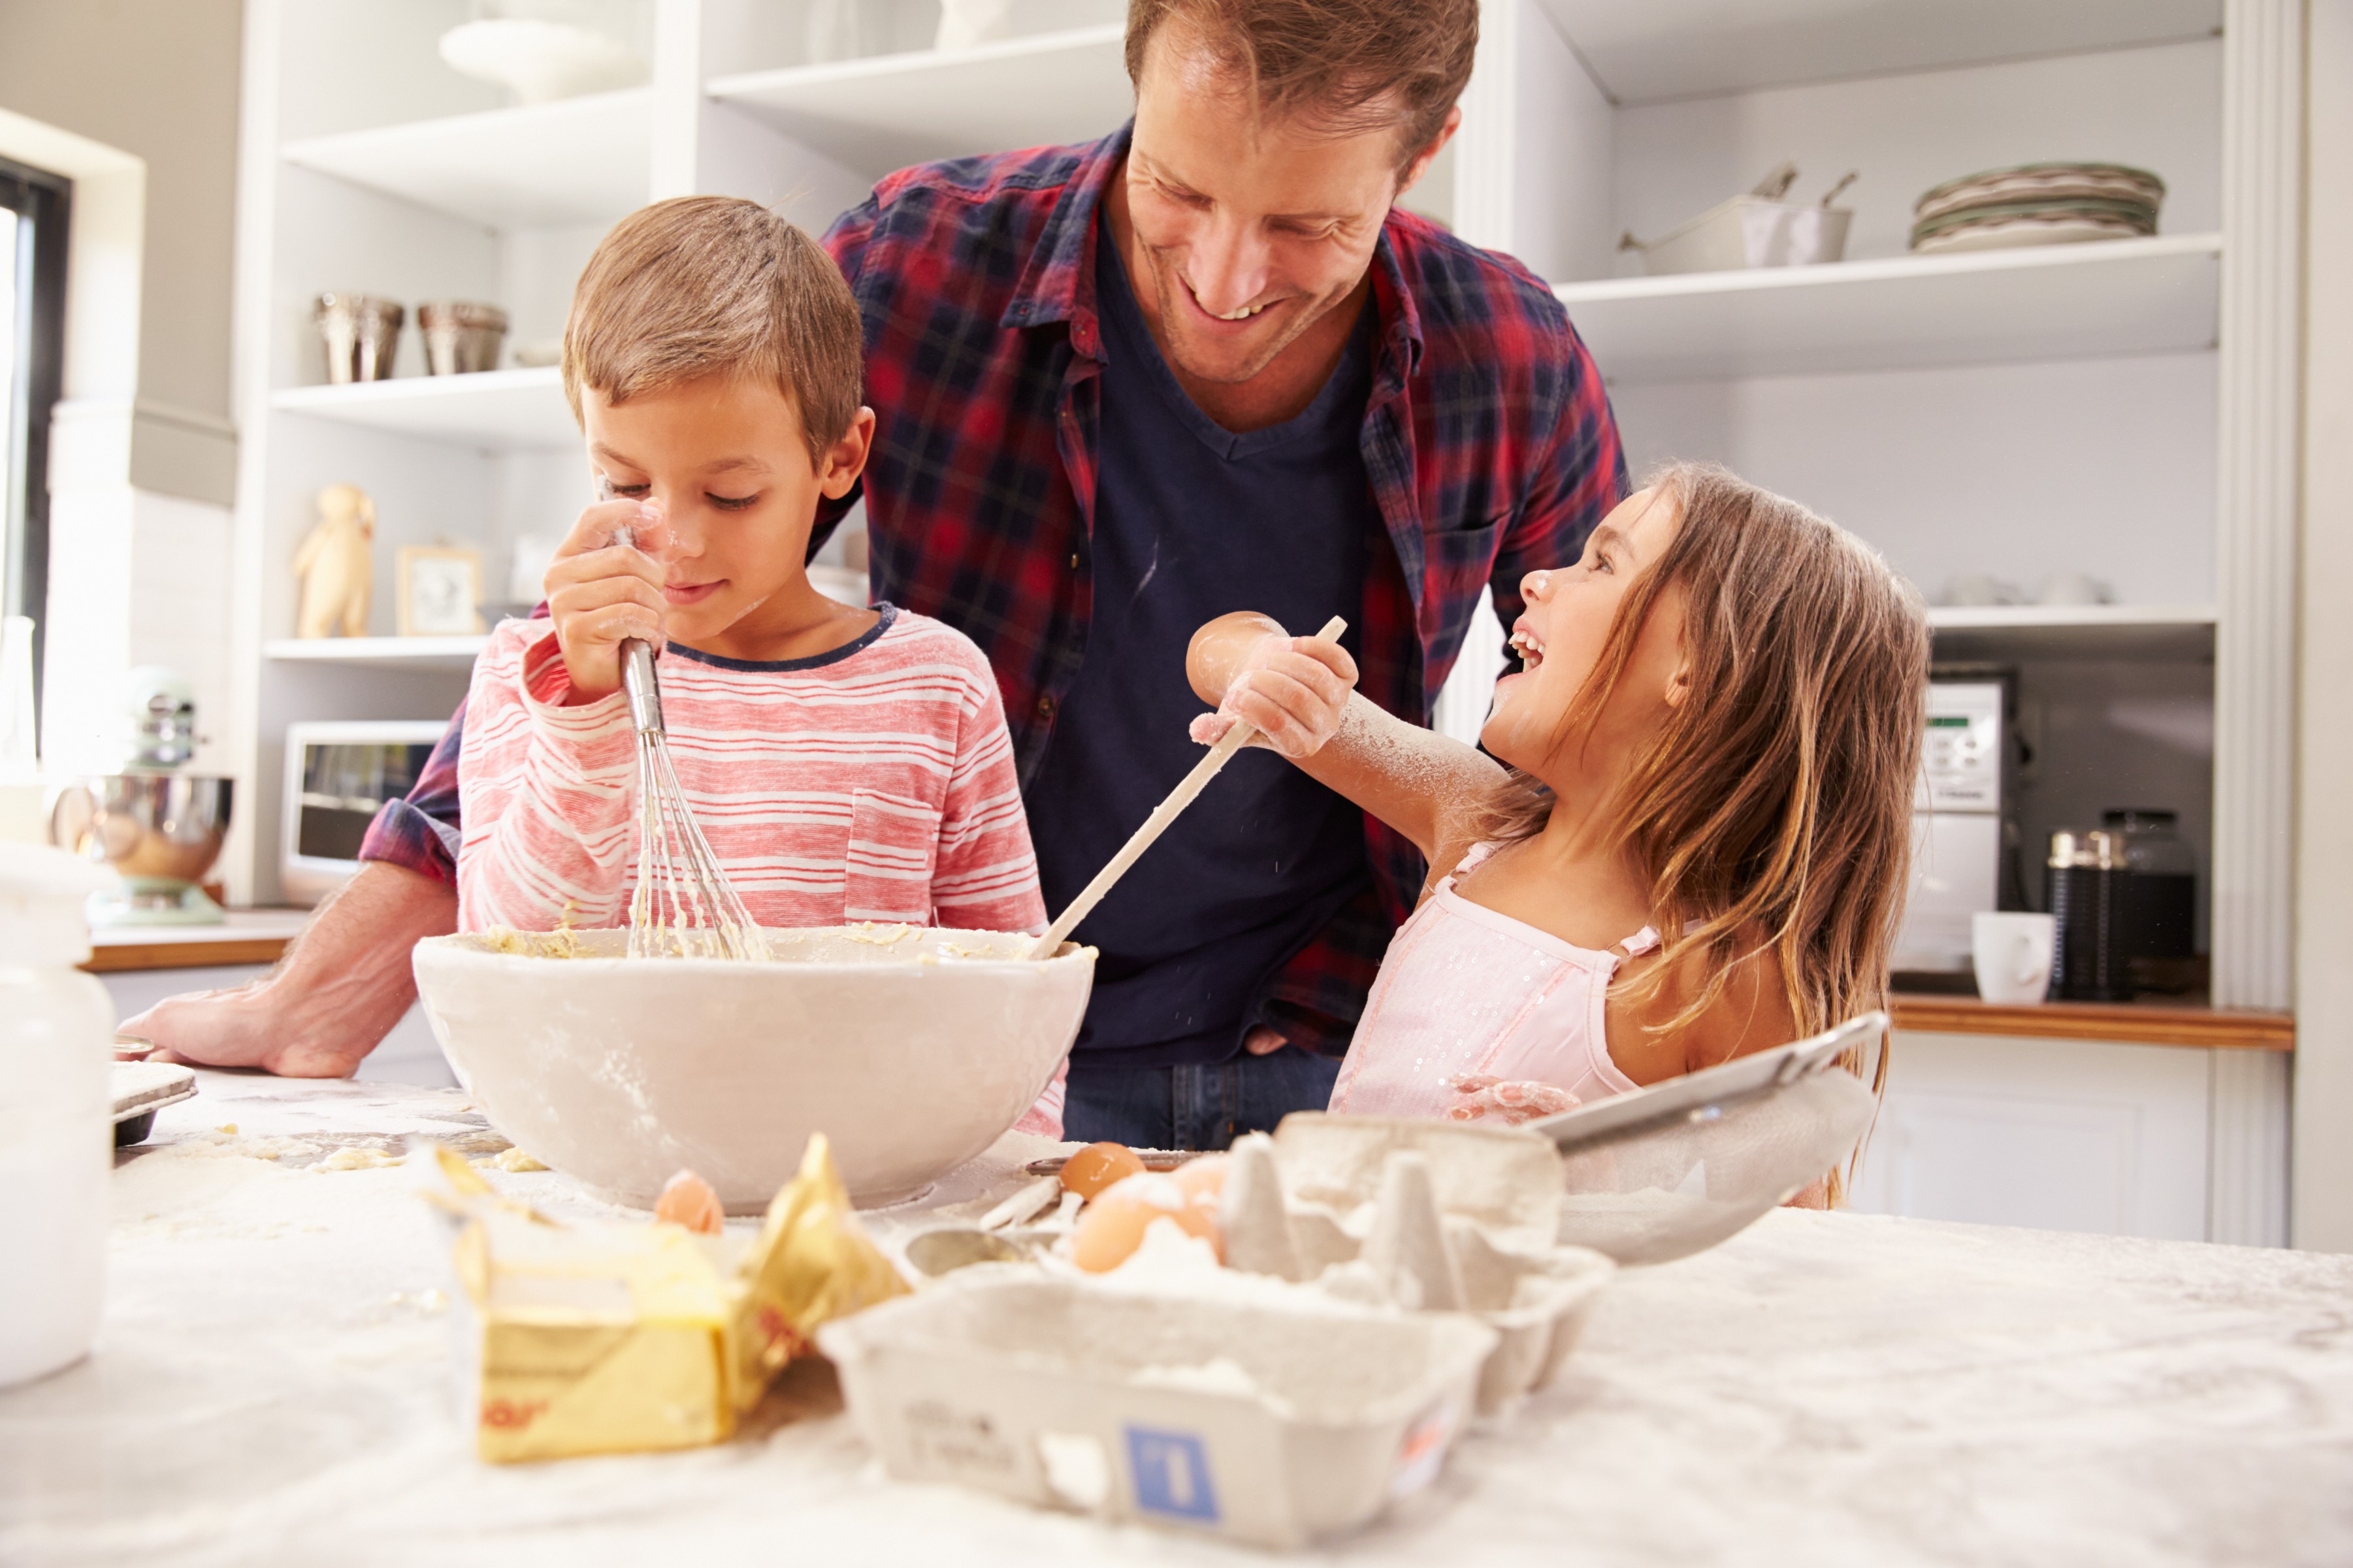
[1124,1426,1220,1523]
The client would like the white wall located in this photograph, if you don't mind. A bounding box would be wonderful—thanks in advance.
[43,486,236,776]
[2294,0,2352,1254]
[0,0,244,504]
[1609,352,2219,608]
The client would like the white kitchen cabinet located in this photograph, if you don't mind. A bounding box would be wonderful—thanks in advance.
[1847,1032,2216,1241]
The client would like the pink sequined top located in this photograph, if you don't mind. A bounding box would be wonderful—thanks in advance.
[1329,842,1651,1117]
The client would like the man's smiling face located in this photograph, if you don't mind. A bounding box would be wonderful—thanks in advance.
[1120,24,1442,387]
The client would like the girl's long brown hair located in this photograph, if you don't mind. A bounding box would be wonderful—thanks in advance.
[1478,463,1929,1093]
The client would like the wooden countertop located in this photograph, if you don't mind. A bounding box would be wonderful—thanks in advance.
[1892,993,2294,1051]
[81,909,310,974]
[74,913,2296,1053]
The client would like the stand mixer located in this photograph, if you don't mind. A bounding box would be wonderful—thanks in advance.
[50,669,235,926]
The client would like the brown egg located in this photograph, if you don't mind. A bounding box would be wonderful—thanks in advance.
[1059,1141,1146,1200]
[1170,1153,1229,1204]
[1070,1172,1223,1273]
[655,1168,725,1235]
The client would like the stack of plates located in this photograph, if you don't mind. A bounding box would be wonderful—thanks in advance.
[1909,163,2164,255]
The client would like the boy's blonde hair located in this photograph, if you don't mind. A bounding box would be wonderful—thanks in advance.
[563,197,863,467]
[1482,462,1930,1085]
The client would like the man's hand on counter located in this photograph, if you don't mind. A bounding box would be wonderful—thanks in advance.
[122,862,459,1078]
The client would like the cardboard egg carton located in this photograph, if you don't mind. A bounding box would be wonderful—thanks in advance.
[1229,1125,1613,1418]
[819,1270,1495,1548]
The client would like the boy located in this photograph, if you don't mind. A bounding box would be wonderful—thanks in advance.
[457,197,1047,958]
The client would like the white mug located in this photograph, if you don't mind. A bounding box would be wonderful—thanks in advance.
[1972,912,2055,1004]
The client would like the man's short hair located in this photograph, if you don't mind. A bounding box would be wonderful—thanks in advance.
[1124,0,1478,163]
[563,197,863,467]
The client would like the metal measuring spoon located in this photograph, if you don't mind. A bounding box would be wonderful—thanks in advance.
[902,1227,1032,1278]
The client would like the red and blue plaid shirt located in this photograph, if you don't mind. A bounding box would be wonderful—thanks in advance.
[361,125,1624,1057]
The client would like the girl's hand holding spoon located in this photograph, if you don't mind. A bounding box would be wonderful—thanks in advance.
[1185,611,1359,760]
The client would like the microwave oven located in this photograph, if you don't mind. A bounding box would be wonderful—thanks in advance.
[1891,677,2011,975]
[281,720,449,906]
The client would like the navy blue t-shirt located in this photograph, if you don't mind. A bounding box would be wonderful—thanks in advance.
[1022,221,1377,1070]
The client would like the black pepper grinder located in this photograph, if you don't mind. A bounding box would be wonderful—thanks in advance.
[2048,829,2132,1001]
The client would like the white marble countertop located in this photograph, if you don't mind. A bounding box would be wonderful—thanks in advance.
[4,1070,2350,1567]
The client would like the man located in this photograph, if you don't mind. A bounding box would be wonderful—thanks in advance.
[131,0,1625,1149]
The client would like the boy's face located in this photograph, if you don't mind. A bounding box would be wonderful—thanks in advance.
[582,374,868,647]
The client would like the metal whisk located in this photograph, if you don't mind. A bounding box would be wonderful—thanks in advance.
[619,638,768,961]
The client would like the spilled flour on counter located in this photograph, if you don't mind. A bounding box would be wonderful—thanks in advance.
[316,1146,402,1172]
[179,1133,325,1162]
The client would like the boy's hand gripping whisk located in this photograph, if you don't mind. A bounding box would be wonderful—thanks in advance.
[594,485,766,960]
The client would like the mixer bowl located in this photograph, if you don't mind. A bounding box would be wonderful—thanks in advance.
[51,774,233,896]
[412,926,1094,1211]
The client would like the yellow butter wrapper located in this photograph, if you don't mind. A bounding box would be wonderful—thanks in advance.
[427,1136,907,1462]
[463,1204,738,1462]
[730,1132,911,1411]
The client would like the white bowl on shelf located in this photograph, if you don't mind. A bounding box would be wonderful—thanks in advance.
[438,18,645,104]
[412,925,1092,1210]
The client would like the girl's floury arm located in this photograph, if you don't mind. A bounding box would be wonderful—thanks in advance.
[1186,611,1507,863]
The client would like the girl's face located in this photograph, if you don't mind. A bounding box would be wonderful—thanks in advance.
[1481,487,1688,778]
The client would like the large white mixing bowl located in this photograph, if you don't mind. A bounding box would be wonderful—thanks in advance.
[412,927,1092,1210]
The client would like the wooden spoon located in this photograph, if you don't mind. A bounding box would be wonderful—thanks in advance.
[1028,615,1348,961]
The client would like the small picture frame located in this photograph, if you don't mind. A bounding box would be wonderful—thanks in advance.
[397,546,484,637]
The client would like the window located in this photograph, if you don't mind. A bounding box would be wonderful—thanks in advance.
[0,154,69,713]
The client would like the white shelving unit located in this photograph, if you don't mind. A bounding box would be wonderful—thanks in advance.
[708,25,1129,180]
[263,635,489,671]
[1557,233,2220,383]
[271,368,576,449]
[280,89,656,228]
[1923,603,2216,662]
[1528,0,2220,103]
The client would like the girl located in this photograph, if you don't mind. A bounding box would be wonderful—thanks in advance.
[1187,463,1928,1135]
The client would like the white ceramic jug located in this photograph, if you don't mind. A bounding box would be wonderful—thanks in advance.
[0,843,115,1386]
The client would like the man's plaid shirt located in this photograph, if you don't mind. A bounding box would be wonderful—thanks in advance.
[361,125,1625,1058]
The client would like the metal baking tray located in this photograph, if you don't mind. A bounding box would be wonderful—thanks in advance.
[112,1061,197,1147]
[1525,1010,1887,1156]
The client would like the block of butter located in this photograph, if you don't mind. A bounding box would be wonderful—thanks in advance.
[425,1133,907,1463]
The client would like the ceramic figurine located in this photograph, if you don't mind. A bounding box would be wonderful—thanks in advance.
[293,483,374,639]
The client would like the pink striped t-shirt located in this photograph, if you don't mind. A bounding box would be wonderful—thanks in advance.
[455,607,1047,938]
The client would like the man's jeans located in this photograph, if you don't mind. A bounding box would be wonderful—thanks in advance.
[1063,1047,1344,1151]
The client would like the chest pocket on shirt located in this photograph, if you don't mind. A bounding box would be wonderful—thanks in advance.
[1424,511,1511,628]
[843,788,942,925]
